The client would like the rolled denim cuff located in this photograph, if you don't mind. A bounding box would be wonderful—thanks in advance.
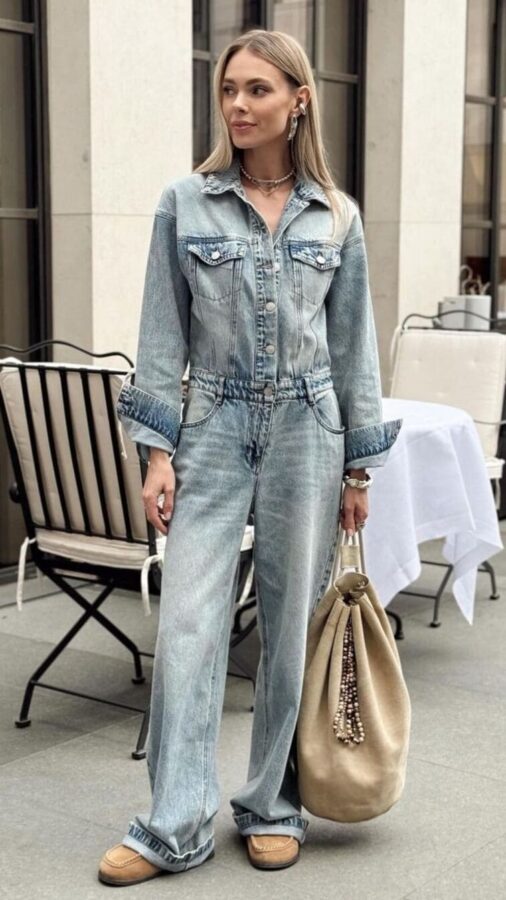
[116,381,180,453]
[344,418,402,469]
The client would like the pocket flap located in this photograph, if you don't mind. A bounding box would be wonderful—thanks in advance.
[188,239,247,266]
[289,243,341,270]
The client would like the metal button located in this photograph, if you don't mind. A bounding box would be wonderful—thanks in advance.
[265,301,276,311]
[265,344,275,354]
[316,254,325,264]
[264,385,273,397]
[211,250,221,260]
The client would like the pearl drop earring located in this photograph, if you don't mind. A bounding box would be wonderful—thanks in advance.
[287,114,298,141]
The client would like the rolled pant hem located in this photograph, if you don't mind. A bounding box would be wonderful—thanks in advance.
[122,824,215,872]
[233,812,309,844]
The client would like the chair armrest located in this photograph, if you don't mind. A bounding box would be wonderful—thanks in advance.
[473,418,506,426]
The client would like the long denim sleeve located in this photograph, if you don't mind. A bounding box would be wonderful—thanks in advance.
[115,159,402,469]
[116,189,190,463]
[325,206,402,469]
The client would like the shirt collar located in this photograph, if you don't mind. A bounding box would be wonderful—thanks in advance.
[200,155,331,209]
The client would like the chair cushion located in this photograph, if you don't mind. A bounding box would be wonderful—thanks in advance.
[0,363,147,539]
[390,330,506,458]
[35,522,255,569]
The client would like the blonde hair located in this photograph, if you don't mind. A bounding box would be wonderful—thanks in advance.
[193,29,354,240]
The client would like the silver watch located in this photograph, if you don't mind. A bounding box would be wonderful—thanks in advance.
[342,472,373,489]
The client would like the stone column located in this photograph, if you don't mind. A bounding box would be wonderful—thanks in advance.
[365,0,468,387]
[46,0,192,363]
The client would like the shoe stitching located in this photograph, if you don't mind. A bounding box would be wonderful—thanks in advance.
[252,846,298,854]
[104,848,157,870]
[248,835,298,852]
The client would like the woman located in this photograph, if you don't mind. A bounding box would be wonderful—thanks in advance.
[99,28,401,886]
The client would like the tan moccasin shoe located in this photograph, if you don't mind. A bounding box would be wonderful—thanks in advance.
[245,834,300,869]
[98,843,166,886]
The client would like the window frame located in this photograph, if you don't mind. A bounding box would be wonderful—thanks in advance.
[461,0,505,325]
[0,0,51,355]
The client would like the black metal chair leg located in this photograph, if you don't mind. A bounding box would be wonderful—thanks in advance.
[479,559,500,599]
[429,564,454,627]
[397,560,454,628]
[132,706,150,760]
[386,609,404,640]
[15,582,115,726]
[232,597,257,633]
[42,568,146,682]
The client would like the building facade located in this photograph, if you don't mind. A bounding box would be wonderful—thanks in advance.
[0,0,501,572]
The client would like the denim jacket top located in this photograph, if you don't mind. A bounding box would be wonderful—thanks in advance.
[116,155,402,468]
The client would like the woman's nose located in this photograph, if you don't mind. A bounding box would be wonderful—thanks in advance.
[232,94,247,111]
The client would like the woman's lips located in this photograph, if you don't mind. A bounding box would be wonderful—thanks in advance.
[231,123,255,131]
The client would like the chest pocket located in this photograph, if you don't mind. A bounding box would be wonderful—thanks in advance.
[187,238,247,302]
[289,242,341,306]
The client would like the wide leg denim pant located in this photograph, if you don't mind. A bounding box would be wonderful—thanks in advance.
[121,367,345,872]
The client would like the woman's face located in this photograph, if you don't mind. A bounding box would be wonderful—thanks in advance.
[221,47,307,149]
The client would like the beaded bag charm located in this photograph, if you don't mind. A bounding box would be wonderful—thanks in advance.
[331,529,367,745]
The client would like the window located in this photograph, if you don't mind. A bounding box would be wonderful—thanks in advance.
[193,1,263,169]
[192,0,366,202]
[461,0,506,321]
[0,0,49,569]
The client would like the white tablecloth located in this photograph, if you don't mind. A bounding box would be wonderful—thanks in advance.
[361,398,504,625]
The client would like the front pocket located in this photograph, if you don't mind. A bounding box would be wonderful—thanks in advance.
[180,386,220,429]
[310,387,346,434]
[187,238,247,301]
[289,241,341,305]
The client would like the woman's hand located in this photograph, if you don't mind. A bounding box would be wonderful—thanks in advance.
[340,468,369,536]
[142,448,175,535]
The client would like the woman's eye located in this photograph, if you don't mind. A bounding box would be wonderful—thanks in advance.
[222,85,268,96]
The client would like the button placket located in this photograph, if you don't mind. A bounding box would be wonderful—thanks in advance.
[265,251,279,313]
[256,225,277,380]
[232,185,312,383]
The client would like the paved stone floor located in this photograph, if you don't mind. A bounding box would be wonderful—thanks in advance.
[1,526,505,899]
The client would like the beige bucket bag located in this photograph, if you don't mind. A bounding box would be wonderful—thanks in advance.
[297,526,412,822]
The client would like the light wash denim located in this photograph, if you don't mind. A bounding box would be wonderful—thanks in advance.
[116,154,401,467]
[117,155,402,871]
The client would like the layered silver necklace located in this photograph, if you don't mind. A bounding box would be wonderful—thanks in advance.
[240,163,296,197]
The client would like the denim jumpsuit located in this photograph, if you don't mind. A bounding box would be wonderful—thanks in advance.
[116,154,402,871]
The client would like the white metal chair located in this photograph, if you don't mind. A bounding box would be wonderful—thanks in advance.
[388,315,506,624]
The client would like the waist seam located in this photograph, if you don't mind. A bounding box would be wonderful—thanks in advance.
[187,367,334,402]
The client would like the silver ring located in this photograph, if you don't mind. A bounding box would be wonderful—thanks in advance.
[357,522,366,529]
